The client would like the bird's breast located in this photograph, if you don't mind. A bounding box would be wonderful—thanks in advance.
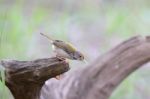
[53,46,73,59]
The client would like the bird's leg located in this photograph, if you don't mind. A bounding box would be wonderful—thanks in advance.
[54,56,68,80]
[56,55,66,61]
[54,57,65,80]
[54,56,64,80]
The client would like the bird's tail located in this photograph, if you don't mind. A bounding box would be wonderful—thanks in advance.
[40,33,54,43]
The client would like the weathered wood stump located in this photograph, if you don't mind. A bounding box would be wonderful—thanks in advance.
[0,58,69,99]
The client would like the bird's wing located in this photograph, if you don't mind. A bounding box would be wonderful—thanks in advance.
[53,41,77,54]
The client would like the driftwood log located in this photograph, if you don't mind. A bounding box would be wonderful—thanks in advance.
[1,35,150,99]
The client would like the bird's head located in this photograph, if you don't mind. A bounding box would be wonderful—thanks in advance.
[73,51,84,61]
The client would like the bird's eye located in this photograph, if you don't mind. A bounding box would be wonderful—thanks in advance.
[80,55,84,59]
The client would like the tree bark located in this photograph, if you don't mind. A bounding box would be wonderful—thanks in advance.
[0,58,69,99]
[41,35,150,99]
[1,35,150,99]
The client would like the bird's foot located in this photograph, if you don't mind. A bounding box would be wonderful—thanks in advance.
[56,57,66,61]
[56,56,69,64]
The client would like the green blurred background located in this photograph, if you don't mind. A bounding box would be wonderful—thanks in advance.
[0,0,150,99]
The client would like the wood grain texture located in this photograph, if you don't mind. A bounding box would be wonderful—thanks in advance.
[0,58,69,99]
[41,36,150,99]
[1,36,150,99]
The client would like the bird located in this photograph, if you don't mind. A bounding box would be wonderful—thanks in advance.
[40,33,85,61]
[40,33,86,80]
